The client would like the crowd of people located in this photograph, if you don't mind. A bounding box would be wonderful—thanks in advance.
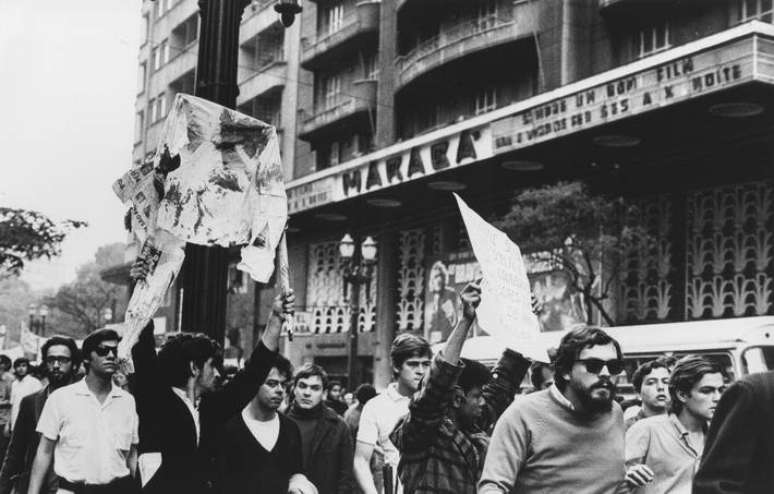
[0,282,769,493]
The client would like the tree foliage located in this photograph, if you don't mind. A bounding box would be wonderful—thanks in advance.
[0,207,87,278]
[496,181,649,325]
[45,243,128,337]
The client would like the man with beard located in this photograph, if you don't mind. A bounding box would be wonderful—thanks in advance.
[0,337,80,494]
[132,290,296,494]
[625,356,725,493]
[27,329,139,494]
[390,283,529,494]
[287,365,353,494]
[479,326,626,494]
[624,358,671,430]
[216,355,315,494]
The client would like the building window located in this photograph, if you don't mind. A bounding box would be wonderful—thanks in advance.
[475,87,497,115]
[138,62,146,93]
[325,3,345,36]
[153,39,170,70]
[363,54,379,80]
[477,0,498,30]
[321,74,342,110]
[149,97,156,121]
[635,21,670,58]
[739,0,774,22]
[172,14,199,53]
[135,110,144,143]
[154,0,173,20]
[151,94,167,122]
[141,14,149,45]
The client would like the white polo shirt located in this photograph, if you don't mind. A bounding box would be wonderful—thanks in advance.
[36,379,139,485]
[356,382,410,467]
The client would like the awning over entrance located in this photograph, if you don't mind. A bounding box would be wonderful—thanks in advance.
[286,21,774,217]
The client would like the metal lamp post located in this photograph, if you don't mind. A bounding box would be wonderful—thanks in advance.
[28,304,48,336]
[180,0,301,341]
[338,234,377,388]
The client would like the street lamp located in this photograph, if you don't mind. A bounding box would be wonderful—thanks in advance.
[28,304,48,336]
[338,234,378,388]
[274,0,302,27]
[102,307,113,325]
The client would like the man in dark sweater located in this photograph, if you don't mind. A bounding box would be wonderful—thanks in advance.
[216,355,315,494]
[479,326,627,493]
[287,364,353,494]
[132,290,296,494]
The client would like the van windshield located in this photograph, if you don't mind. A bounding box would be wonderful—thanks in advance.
[742,346,774,373]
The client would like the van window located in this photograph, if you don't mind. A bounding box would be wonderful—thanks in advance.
[742,346,774,374]
[621,352,734,387]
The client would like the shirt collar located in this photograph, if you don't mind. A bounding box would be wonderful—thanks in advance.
[386,382,409,402]
[73,378,124,398]
[549,383,576,411]
[668,413,689,437]
[171,386,198,410]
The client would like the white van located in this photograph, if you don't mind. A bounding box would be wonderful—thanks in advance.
[457,316,774,397]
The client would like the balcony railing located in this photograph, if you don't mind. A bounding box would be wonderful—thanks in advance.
[395,3,537,89]
[301,1,380,70]
[237,59,287,105]
[299,79,377,139]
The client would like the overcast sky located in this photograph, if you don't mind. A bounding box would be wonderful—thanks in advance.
[0,0,142,291]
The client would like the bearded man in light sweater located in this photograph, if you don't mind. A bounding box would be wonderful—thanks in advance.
[479,326,627,494]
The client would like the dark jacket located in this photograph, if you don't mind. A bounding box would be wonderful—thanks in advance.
[132,323,279,494]
[216,412,302,494]
[288,405,354,494]
[694,371,774,494]
[0,387,56,494]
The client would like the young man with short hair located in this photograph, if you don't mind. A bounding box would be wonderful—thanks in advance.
[325,380,348,416]
[217,355,314,494]
[625,355,726,493]
[9,359,41,434]
[479,326,627,493]
[391,283,529,494]
[28,329,139,494]
[0,336,80,494]
[625,359,671,430]
[354,334,432,494]
[287,364,353,494]
[132,291,296,494]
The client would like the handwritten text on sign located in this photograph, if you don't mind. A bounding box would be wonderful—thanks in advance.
[492,38,755,152]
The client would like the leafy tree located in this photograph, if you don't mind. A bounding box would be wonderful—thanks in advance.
[46,243,128,337]
[0,207,87,278]
[497,181,648,326]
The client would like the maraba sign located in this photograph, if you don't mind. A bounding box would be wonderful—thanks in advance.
[339,127,490,198]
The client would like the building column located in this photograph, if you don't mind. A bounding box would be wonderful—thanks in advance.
[373,228,397,389]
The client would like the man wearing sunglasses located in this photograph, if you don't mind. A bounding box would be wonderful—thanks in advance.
[0,336,80,494]
[27,329,139,494]
[480,326,627,493]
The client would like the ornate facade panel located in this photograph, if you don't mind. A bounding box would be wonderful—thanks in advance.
[685,182,774,319]
[396,228,426,332]
[618,195,674,323]
[306,240,378,334]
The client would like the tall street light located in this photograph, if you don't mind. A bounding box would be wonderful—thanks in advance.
[338,234,377,388]
[180,0,301,341]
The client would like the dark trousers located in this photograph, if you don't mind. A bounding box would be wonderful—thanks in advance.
[58,476,138,494]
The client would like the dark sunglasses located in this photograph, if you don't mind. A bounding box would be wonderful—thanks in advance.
[577,358,624,375]
[94,345,119,357]
[45,356,72,365]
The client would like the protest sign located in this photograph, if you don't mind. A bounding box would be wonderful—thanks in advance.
[453,194,547,361]
[112,94,289,358]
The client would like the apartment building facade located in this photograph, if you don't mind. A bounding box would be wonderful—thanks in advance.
[283,0,774,388]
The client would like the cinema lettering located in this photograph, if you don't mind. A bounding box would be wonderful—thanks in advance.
[339,126,492,199]
[492,38,755,153]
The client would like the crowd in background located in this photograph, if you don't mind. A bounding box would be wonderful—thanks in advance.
[0,282,769,493]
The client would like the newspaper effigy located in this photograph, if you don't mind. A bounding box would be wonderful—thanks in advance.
[454,193,546,361]
[113,94,288,358]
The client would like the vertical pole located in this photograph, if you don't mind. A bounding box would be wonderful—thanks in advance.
[348,279,361,389]
[180,0,250,342]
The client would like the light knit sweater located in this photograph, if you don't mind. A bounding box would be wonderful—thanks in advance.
[478,387,626,494]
